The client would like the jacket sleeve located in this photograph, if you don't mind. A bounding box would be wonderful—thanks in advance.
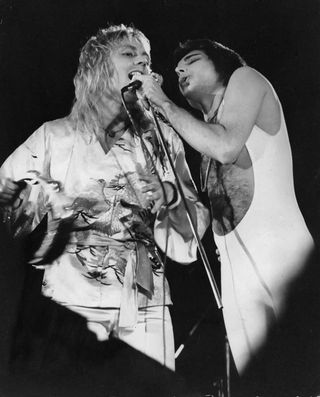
[0,125,49,237]
[153,126,210,264]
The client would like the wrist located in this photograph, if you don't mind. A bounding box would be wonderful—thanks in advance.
[160,100,173,119]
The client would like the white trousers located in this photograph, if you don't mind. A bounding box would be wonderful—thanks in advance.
[67,305,175,371]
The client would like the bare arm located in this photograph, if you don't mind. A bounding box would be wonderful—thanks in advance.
[139,67,268,164]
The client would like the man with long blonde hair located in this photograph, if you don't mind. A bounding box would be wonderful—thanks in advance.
[0,24,208,370]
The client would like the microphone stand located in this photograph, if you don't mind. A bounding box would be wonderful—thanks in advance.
[149,108,222,310]
[150,108,232,396]
[121,88,227,393]
[120,83,222,308]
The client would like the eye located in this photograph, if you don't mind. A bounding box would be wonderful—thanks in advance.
[187,57,200,65]
[122,51,135,57]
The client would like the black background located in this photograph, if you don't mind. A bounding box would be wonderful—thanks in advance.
[0,1,320,396]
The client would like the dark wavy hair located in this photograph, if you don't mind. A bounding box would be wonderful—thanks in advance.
[174,39,246,86]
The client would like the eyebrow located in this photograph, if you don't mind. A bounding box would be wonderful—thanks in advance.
[182,52,202,62]
[119,44,150,61]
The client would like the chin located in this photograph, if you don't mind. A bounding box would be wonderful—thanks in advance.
[182,87,197,101]
[180,85,191,97]
[183,91,202,110]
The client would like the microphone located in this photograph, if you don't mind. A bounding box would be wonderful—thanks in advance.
[121,71,163,93]
[121,71,144,93]
[121,71,167,117]
[121,79,142,93]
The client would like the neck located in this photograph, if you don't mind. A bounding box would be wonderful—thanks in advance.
[202,86,226,120]
[187,86,226,119]
[96,109,130,154]
[203,94,225,122]
[98,100,129,138]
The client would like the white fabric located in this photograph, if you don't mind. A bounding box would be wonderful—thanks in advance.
[66,305,175,371]
[214,102,315,373]
[0,117,209,324]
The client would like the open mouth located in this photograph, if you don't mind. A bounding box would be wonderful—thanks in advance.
[179,76,189,88]
[128,70,144,79]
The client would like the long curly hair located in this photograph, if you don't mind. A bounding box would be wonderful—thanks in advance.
[69,24,150,137]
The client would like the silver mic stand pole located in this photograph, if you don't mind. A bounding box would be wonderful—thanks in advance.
[150,108,222,310]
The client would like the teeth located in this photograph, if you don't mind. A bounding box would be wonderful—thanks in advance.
[129,71,143,79]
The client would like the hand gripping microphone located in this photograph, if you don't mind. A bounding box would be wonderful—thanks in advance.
[121,71,163,93]
[121,71,143,93]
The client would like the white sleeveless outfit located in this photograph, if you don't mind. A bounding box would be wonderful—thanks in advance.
[213,102,315,373]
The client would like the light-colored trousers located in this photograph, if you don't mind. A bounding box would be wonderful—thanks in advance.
[67,305,175,371]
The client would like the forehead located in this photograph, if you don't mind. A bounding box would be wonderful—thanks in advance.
[114,37,150,56]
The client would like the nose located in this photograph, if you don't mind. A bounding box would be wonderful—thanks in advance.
[134,55,148,67]
[175,65,186,77]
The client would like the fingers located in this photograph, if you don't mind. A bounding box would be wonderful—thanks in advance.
[150,72,163,86]
[141,182,160,195]
[136,89,150,110]
[140,177,162,213]
[0,178,25,205]
[0,178,19,194]
[150,201,162,214]
[141,184,162,203]
[134,74,166,108]
[140,179,176,214]
[133,74,161,88]
[139,174,155,184]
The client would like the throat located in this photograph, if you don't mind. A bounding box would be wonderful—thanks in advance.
[203,91,225,122]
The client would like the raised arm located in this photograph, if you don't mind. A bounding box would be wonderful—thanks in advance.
[138,67,268,164]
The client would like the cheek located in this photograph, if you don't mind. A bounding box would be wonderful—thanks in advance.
[115,67,130,87]
[105,70,123,98]
[106,73,118,94]
[195,69,215,86]
[112,66,129,89]
[204,65,219,81]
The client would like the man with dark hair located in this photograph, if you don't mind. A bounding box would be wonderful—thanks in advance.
[0,26,208,371]
[173,39,246,86]
[134,38,315,374]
